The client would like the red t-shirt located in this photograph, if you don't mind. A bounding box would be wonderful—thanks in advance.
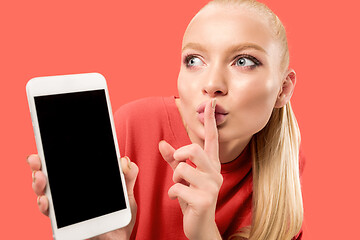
[114,96,303,239]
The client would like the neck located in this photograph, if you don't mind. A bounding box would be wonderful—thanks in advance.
[219,137,252,163]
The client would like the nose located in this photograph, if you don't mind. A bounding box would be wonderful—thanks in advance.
[202,65,228,97]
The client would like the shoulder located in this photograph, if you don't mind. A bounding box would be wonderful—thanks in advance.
[115,97,166,118]
[114,96,177,135]
[114,97,169,124]
[114,97,178,158]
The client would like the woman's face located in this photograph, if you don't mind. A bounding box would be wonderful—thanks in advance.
[177,5,284,146]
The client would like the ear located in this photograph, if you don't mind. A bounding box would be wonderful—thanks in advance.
[274,69,296,108]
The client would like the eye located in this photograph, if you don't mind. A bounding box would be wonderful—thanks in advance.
[235,57,255,67]
[233,55,262,69]
[185,55,204,68]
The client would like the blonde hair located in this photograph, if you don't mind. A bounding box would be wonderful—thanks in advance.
[202,1,303,239]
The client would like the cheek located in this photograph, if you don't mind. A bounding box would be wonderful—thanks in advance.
[177,73,186,99]
[177,72,196,118]
[245,78,278,111]
[177,69,191,98]
[177,69,200,108]
[231,77,279,134]
[177,70,208,140]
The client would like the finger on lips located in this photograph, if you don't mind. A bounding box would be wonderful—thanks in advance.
[162,99,221,206]
[161,99,220,174]
[204,99,219,164]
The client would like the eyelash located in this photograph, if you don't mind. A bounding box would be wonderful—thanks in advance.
[233,54,262,69]
[183,54,262,69]
[183,54,203,68]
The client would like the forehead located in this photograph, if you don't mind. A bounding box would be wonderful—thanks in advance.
[183,5,278,55]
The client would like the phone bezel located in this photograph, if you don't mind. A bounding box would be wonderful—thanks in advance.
[26,73,131,240]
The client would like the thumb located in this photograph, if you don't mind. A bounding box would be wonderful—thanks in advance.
[121,156,138,236]
[120,156,139,196]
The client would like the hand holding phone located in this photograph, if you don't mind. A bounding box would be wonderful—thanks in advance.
[27,154,138,240]
[26,73,136,240]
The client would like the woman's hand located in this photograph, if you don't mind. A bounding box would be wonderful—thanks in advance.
[27,154,139,240]
[159,99,223,240]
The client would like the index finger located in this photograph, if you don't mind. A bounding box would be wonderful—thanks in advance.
[27,154,42,171]
[204,99,219,163]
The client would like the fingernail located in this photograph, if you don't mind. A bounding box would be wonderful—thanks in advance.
[211,98,217,110]
[32,170,37,183]
[125,156,132,170]
[37,196,41,206]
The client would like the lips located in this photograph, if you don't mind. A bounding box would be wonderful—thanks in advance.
[196,101,228,125]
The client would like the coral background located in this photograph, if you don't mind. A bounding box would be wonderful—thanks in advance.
[1,0,359,239]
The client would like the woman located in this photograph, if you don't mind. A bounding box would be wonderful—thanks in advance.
[27,0,304,239]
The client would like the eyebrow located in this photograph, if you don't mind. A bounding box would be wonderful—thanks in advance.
[182,42,207,52]
[182,42,268,55]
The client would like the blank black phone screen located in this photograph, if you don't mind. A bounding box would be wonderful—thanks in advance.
[34,89,126,228]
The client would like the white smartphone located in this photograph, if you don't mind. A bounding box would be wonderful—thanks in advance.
[26,73,131,240]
